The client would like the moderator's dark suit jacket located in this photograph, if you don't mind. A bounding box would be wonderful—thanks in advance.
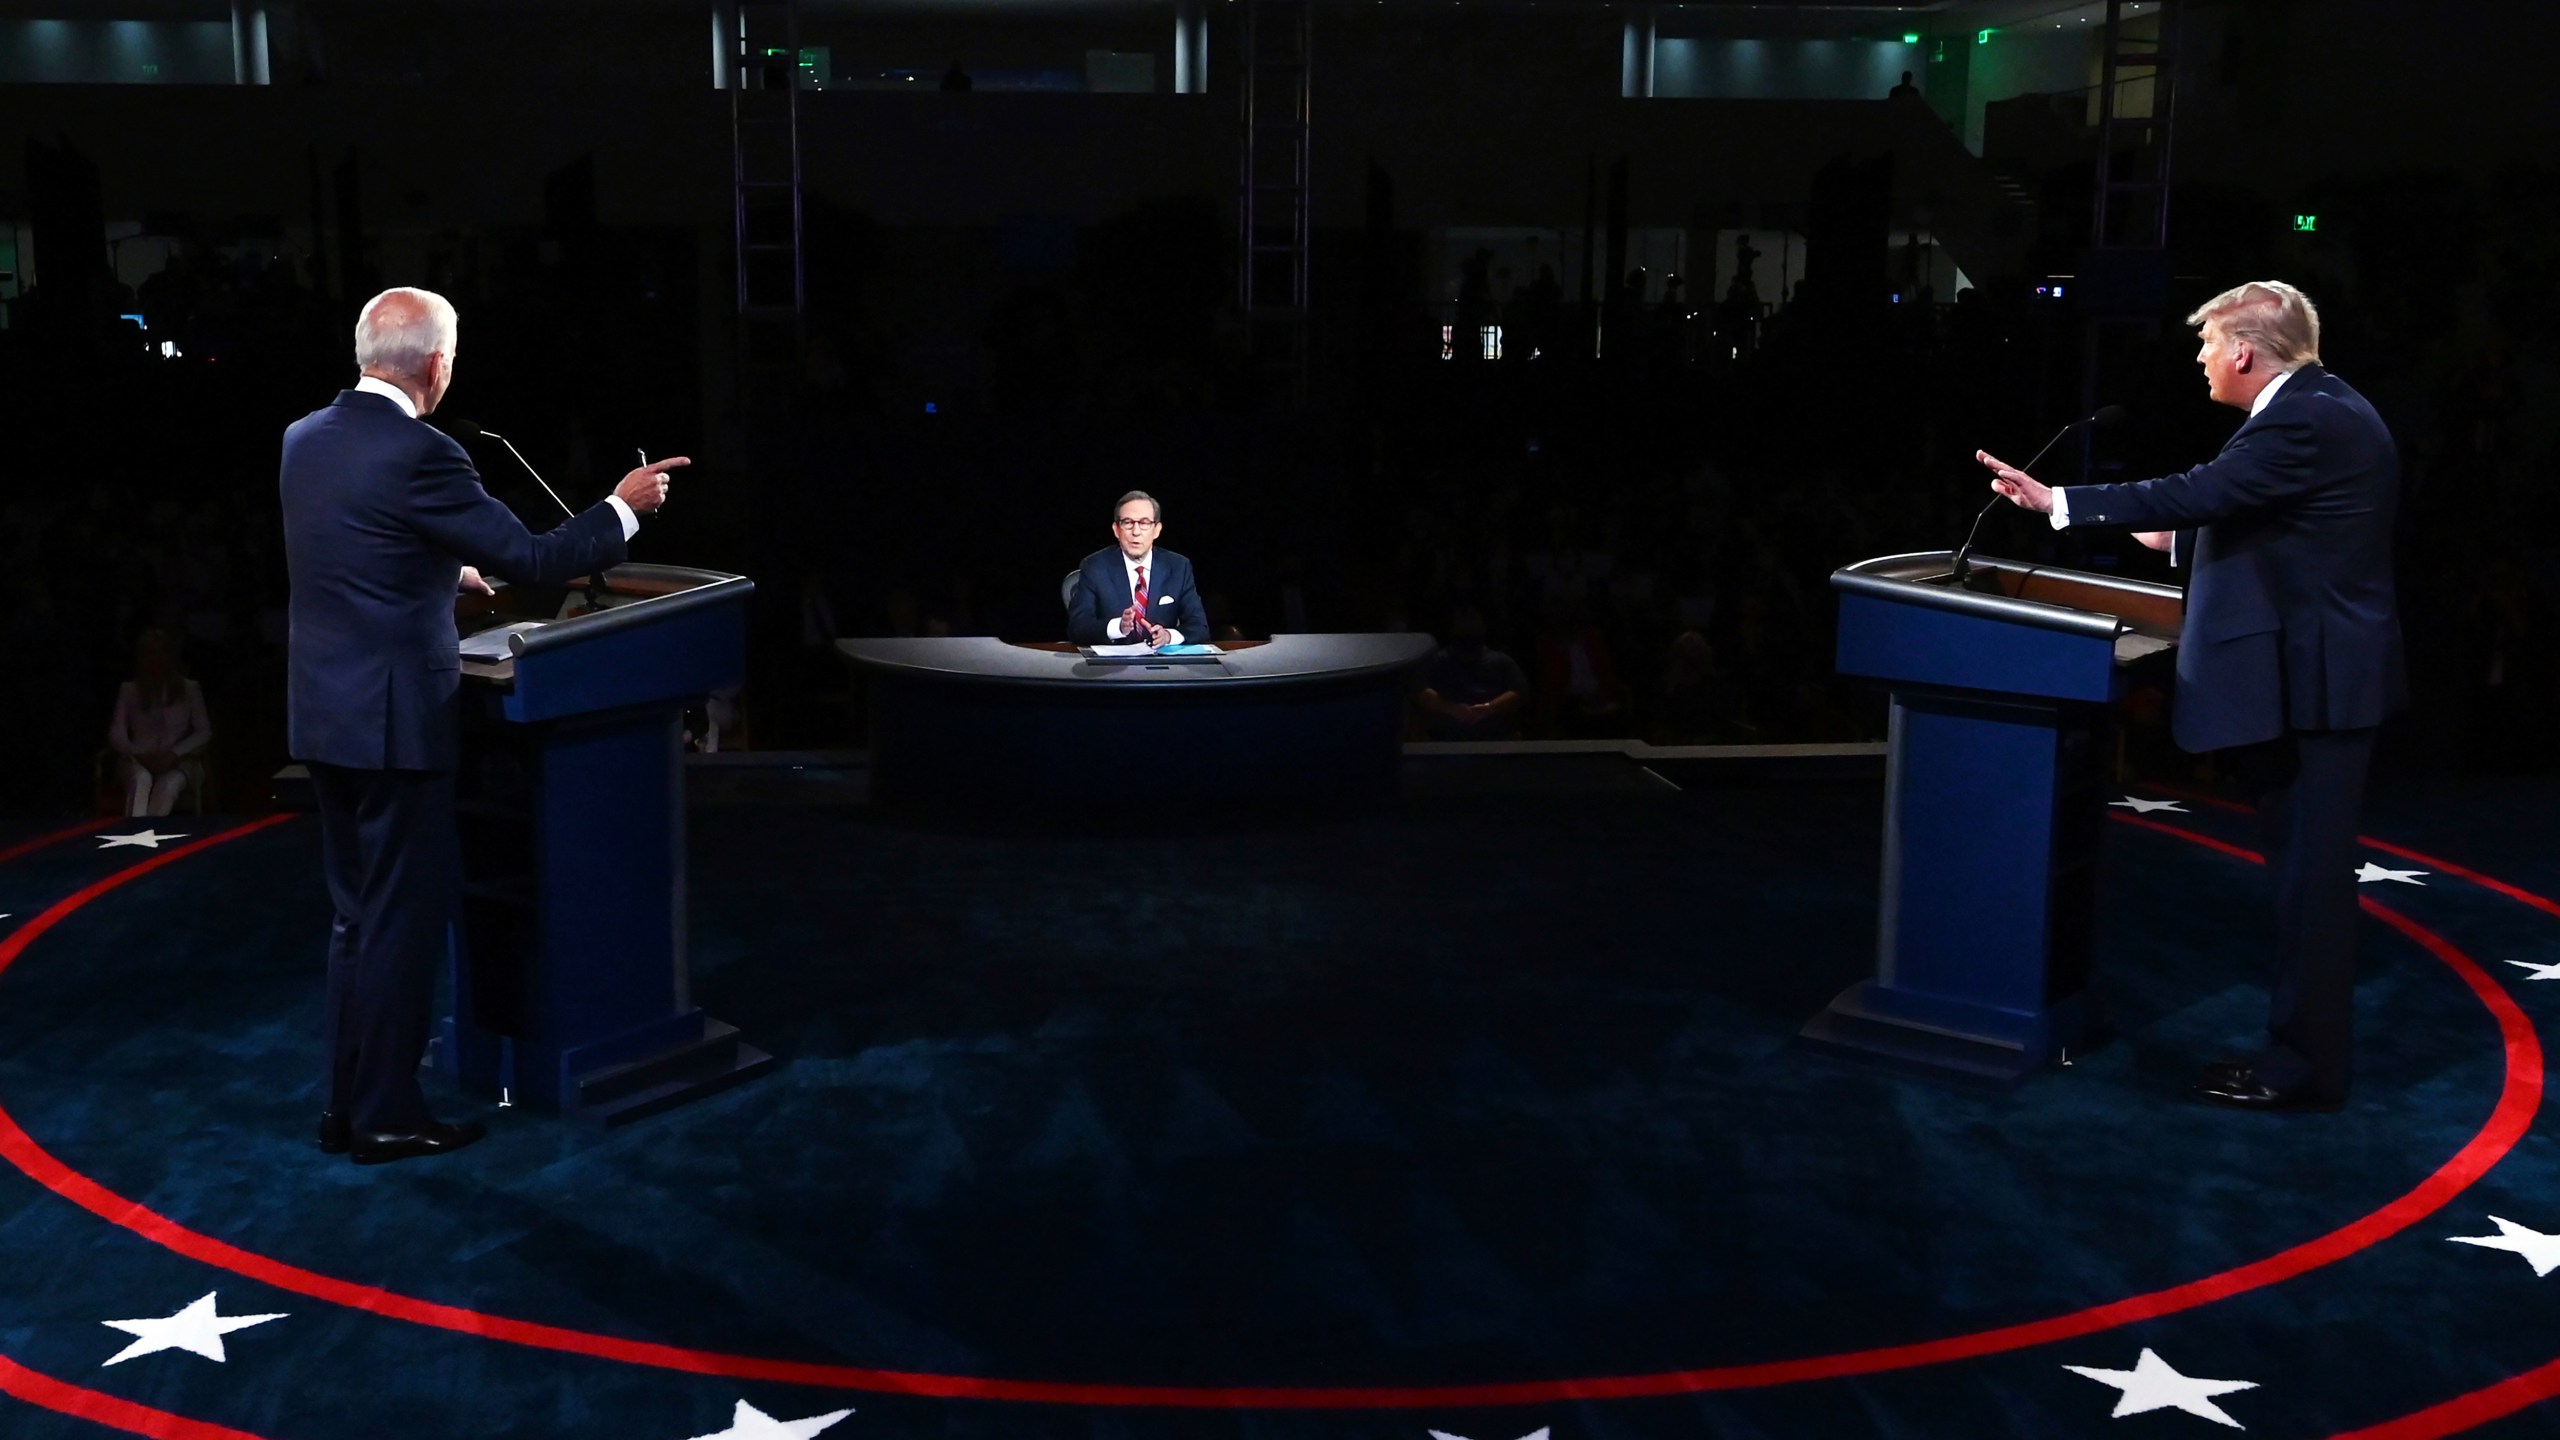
[281,389,630,771]
[2062,365,2405,753]
[1066,546,1210,645]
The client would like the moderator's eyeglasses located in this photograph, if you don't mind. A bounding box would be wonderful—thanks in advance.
[1114,518,1161,530]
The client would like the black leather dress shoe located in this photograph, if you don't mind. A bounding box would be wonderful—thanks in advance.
[2198,1058,2258,1087]
[2192,1067,2344,1113]
[350,1120,487,1166]
[318,1111,350,1155]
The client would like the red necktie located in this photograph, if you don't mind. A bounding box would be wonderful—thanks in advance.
[1133,565,1148,624]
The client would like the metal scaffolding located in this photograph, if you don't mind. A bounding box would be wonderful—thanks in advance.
[2080,0,2181,440]
[725,0,807,404]
[2091,0,2178,251]
[1239,0,1312,406]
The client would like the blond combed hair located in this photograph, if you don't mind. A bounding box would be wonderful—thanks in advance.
[2188,280,2320,370]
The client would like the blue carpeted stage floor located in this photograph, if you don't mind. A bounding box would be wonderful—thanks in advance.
[1,757,2557,1439]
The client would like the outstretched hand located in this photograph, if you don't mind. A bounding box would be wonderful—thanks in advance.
[1974,450,2055,515]
[614,456,690,515]
[457,566,496,595]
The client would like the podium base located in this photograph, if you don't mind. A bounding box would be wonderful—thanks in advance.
[1799,980,2091,1084]
[570,1019,776,1126]
[436,1011,776,1125]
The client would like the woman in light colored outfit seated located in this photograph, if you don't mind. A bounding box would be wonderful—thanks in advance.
[108,629,212,816]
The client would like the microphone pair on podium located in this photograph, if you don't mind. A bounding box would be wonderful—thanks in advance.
[1950,404,2129,584]
[442,418,639,610]
[439,418,584,523]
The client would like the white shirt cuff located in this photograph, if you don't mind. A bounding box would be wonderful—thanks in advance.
[606,495,640,539]
[1162,628,1183,646]
[1107,616,1127,639]
[2047,488,2071,530]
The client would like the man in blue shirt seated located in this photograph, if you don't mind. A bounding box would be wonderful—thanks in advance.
[1417,608,1528,740]
[1066,490,1210,647]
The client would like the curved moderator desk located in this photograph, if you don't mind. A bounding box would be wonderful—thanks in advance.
[839,634,1435,806]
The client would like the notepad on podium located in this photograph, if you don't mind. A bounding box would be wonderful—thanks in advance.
[1079,643,1224,664]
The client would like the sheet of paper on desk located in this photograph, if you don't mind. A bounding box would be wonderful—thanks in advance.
[460,621,547,661]
[1083,642,1158,657]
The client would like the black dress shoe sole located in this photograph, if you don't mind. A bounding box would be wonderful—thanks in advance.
[350,1123,487,1166]
[2192,1084,2345,1113]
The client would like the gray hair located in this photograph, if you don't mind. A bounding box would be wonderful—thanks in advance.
[353,286,458,379]
[2188,280,2320,370]
[1114,489,1161,522]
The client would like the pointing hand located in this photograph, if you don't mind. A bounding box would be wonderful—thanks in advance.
[614,456,690,515]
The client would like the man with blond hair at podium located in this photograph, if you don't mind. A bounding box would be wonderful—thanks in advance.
[281,286,686,1165]
[1975,280,2403,1113]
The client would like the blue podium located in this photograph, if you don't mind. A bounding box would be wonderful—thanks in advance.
[441,563,772,1123]
[1807,551,2182,1081]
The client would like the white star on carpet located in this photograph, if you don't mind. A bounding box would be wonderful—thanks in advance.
[2063,1348,2257,1427]
[97,829,187,850]
[1429,1429,1550,1440]
[2354,862,2427,885]
[100,1292,286,1366]
[2506,960,2560,982]
[2109,797,2188,814]
[2449,1216,2560,1277]
[685,1400,854,1440]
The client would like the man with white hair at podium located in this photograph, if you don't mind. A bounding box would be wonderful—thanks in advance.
[280,286,687,1165]
[1976,279,2404,1114]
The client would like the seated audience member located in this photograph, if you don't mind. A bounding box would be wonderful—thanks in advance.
[1657,629,1745,743]
[1534,596,1630,736]
[1066,490,1210,647]
[108,628,211,816]
[1417,608,1527,741]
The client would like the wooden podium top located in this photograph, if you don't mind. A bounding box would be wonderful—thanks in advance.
[456,564,749,684]
[1835,551,2183,643]
[1965,565,2183,640]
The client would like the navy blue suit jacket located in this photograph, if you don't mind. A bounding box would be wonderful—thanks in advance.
[1066,546,1210,644]
[281,390,630,770]
[2061,365,2405,752]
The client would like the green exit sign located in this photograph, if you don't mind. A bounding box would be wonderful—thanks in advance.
[2292,214,2319,232]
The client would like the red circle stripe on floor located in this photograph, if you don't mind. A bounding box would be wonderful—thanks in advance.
[0,812,2538,1411]
[0,1353,274,1440]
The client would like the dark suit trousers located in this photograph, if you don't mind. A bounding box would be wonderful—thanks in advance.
[2223,727,2378,1099]
[310,762,456,1134]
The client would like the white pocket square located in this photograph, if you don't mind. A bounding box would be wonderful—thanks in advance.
[1157,595,1172,605]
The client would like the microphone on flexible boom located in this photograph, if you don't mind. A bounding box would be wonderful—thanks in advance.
[444,419,613,610]
[442,419,580,522]
[1951,404,2128,584]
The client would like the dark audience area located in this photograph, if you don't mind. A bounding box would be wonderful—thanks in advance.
[3,156,2555,814]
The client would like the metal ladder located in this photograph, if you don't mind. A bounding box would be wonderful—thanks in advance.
[727,0,806,406]
[1239,0,1312,407]
[2091,0,2177,250]
[2079,0,2180,451]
